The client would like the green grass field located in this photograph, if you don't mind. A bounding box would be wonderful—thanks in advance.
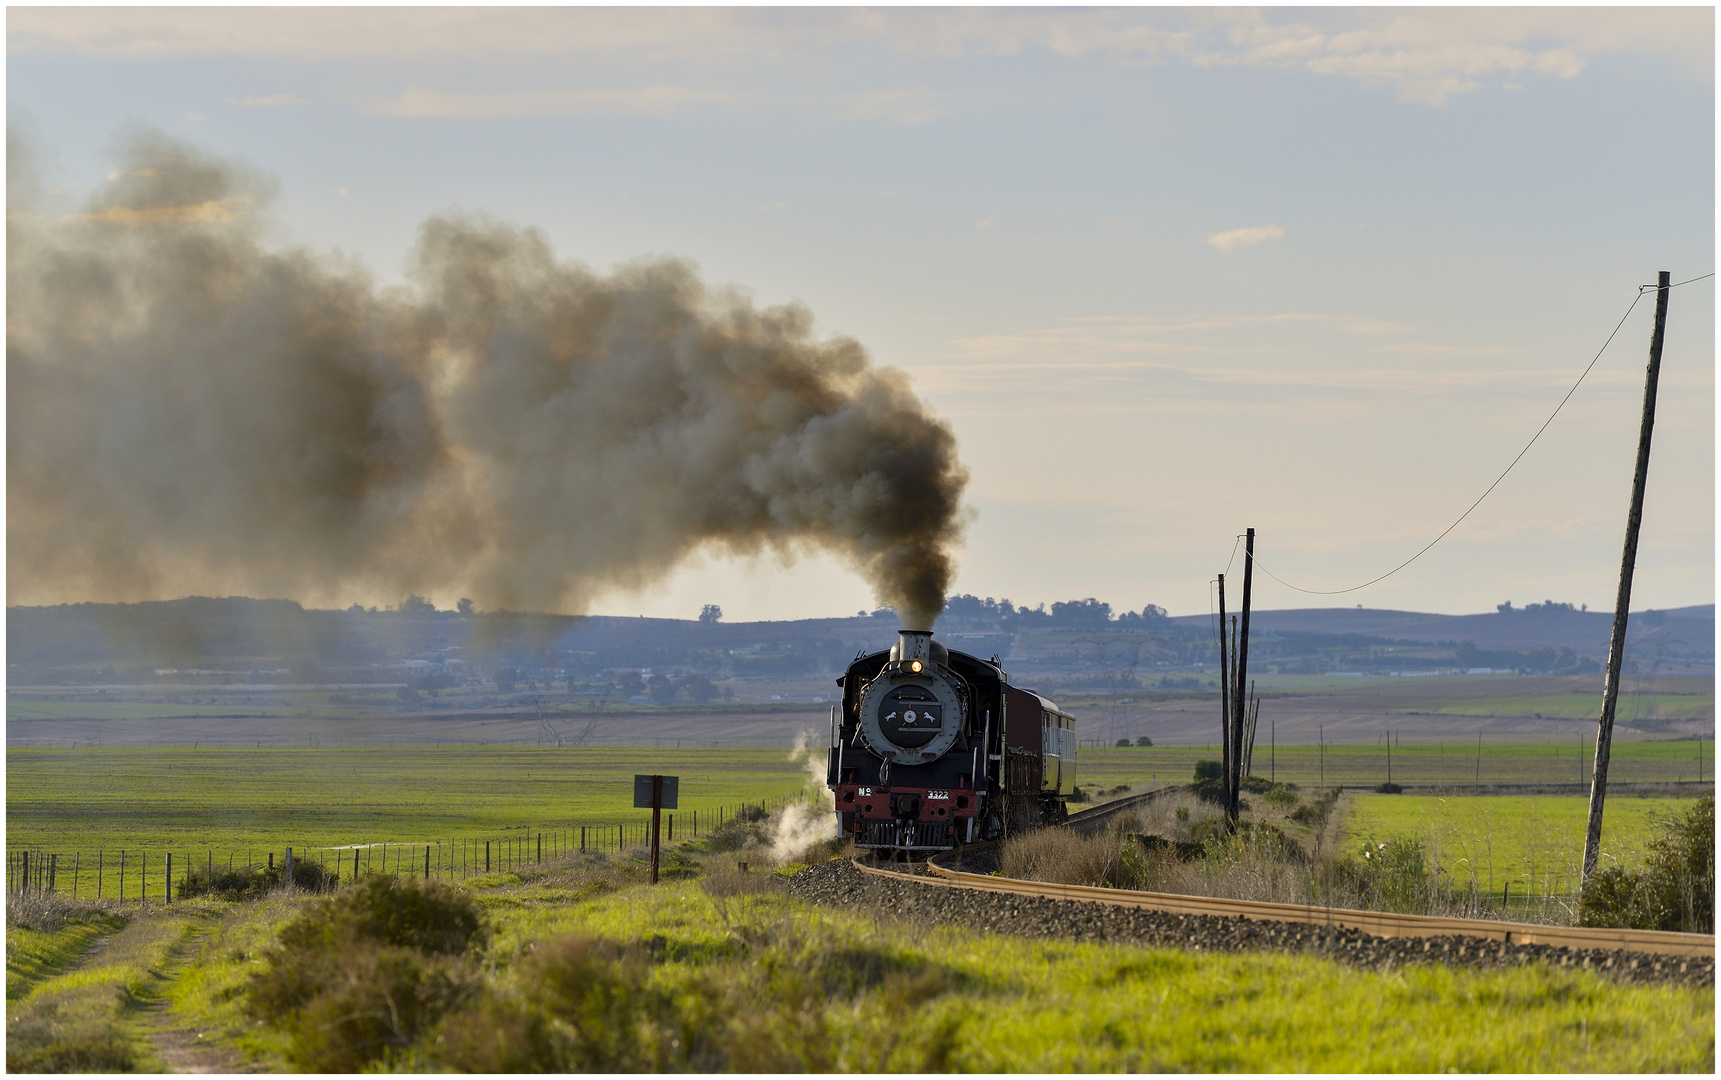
[7,746,819,898]
[1074,740,1712,791]
[10,742,1711,902]
[146,859,1714,1072]
[1340,794,1697,912]
[1335,787,1700,921]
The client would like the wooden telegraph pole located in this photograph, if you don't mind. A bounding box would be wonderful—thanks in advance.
[1217,574,1231,790]
[1229,528,1256,830]
[1583,271,1671,885]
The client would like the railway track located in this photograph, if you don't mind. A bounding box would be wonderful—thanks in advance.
[849,786,1712,961]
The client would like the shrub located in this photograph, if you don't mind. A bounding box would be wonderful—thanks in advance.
[707,805,773,852]
[1288,787,1340,829]
[1580,794,1714,932]
[1193,760,1222,781]
[179,856,333,901]
[426,932,963,1072]
[429,937,654,1071]
[1262,785,1299,809]
[245,875,487,1071]
[1355,836,1429,913]
[1135,736,1153,747]
[6,1003,143,1073]
[1375,781,1404,794]
[1001,828,1137,889]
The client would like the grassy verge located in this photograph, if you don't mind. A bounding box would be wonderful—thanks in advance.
[162,829,1713,1073]
[7,901,126,1001]
[461,871,1713,1070]
[4,899,226,1072]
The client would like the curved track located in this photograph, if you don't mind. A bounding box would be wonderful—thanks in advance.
[855,787,1713,960]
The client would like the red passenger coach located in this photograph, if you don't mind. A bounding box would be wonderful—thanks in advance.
[827,629,1077,855]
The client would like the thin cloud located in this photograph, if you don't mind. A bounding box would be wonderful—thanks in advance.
[229,93,307,108]
[9,9,1708,110]
[1208,224,1284,252]
[370,85,745,118]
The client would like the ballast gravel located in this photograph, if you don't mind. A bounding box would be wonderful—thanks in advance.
[784,859,1712,987]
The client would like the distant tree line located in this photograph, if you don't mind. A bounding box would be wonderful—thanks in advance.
[940,594,1168,628]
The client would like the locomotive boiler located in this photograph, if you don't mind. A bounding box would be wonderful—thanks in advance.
[826,628,1077,854]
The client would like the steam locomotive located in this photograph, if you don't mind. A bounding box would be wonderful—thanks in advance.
[825,629,1077,854]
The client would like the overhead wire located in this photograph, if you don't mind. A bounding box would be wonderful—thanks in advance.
[1237,273,1712,596]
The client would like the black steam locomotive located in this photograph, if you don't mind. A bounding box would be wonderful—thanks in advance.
[826,629,1077,854]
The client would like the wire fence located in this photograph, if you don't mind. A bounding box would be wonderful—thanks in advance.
[7,791,815,902]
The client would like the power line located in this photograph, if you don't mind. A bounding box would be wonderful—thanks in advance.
[1242,274,1707,596]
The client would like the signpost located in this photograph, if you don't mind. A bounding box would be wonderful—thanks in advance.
[633,774,679,884]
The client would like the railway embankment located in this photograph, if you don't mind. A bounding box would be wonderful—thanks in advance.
[785,858,1713,986]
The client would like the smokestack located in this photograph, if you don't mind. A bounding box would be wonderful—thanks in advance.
[7,129,968,626]
[892,629,935,667]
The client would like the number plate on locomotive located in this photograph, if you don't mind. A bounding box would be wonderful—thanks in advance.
[927,790,950,800]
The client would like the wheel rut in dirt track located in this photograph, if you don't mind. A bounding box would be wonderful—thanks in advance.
[137,927,265,1074]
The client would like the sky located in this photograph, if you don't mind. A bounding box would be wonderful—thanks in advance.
[6,7,1715,622]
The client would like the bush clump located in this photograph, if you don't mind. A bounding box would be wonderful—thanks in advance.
[245,875,488,1071]
[179,856,333,901]
[1579,794,1714,933]
[6,1003,142,1074]
[425,933,963,1071]
[707,805,773,852]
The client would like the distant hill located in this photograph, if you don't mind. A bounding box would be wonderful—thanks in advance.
[6,596,1711,686]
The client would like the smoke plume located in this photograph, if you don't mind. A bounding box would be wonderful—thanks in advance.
[7,130,968,626]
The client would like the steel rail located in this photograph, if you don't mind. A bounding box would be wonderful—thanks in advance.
[1064,785,1177,829]
[848,791,1713,959]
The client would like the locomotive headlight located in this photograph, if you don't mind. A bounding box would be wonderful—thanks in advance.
[910,660,922,673]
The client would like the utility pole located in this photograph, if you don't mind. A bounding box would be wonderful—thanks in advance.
[1584,271,1671,884]
[1217,574,1230,790]
[1229,527,1255,830]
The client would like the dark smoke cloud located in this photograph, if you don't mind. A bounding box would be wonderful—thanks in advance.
[7,129,968,627]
